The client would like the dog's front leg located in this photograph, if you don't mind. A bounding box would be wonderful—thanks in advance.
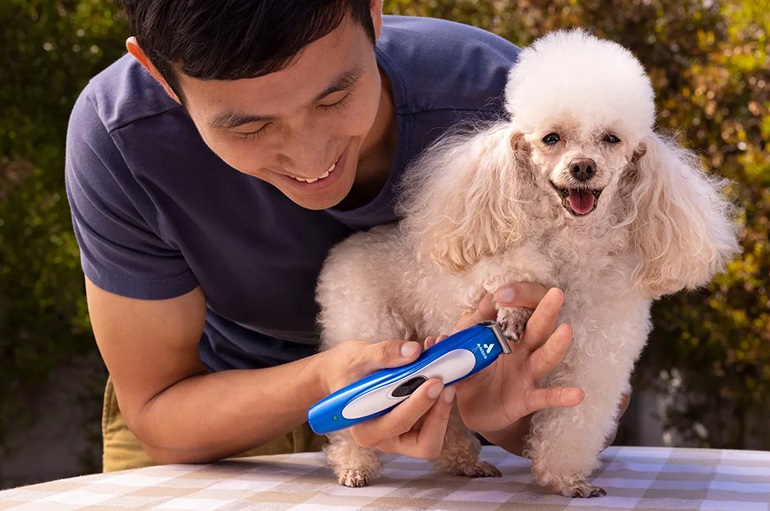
[496,306,533,341]
[526,302,651,497]
[527,367,623,497]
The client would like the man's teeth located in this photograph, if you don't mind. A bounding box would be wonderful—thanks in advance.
[293,162,336,183]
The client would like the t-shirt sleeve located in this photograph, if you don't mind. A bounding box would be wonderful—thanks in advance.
[65,85,199,299]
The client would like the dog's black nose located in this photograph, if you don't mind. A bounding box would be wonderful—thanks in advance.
[569,158,597,182]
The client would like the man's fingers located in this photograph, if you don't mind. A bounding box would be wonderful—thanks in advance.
[453,294,497,333]
[425,334,449,350]
[529,323,573,381]
[453,283,550,335]
[524,386,585,415]
[417,387,454,441]
[519,288,564,352]
[350,379,444,448]
[357,339,422,375]
[381,387,454,459]
[495,282,549,309]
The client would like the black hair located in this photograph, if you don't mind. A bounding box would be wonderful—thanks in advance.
[119,0,376,100]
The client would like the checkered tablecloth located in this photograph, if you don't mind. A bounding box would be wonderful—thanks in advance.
[0,446,768,511]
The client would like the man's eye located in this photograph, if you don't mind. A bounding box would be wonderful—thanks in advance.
[603,134,621,144]
[318,91,353,112]
[542,133,561,145]
[234,123,270,140]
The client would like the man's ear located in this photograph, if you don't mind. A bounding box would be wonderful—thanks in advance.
[370,0,383,40]
[125,37,181,104]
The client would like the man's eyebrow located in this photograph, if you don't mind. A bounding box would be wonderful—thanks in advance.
[313,65,366,102]
[209,112,274,130]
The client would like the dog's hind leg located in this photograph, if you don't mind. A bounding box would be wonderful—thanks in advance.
[432,407,502,478]
[324,430,383,487]
[319,310,414,487]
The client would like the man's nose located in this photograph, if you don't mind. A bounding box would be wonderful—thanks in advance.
[277,150,330,177]
[277,124,331,176]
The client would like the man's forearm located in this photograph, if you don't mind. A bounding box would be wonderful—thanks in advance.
[129,354,327,464]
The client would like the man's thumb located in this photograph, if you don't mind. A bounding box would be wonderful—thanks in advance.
[452,293,497,333]
[363,339,422,374]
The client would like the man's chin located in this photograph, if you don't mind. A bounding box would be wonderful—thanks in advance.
[282,182,354,211]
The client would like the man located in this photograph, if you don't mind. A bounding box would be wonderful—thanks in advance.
[66,0,585,472]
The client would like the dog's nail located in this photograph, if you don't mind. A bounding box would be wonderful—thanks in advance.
[496,288,515,303]
[401,341,419,357]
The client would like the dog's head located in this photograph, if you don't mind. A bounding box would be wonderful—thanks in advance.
[504,29,738,296]
[401,30,739,295]
[522,123,637,219]
[506,29,653,221]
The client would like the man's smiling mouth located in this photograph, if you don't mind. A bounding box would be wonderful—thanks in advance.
[291,157,340,183]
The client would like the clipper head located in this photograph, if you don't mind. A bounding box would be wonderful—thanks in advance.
[482,321,512,353]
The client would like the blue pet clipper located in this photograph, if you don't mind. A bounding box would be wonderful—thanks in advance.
[308,321,512,435]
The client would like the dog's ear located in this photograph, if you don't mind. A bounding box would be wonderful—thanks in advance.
[399,125,532,272]
[624,133,739,298]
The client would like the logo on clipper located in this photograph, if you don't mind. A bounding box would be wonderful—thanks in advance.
[477,343,495,359]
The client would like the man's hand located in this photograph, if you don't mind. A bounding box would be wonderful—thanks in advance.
[347,377,455,458]
[455,287,584,433]
[318,338,454,460]
[425,284,585,454]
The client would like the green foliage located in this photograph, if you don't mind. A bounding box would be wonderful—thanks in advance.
[0,0,767,468]
[643,0,770,447]
[0,0,127,454]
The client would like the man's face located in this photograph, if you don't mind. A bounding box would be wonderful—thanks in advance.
[176,15,383,210]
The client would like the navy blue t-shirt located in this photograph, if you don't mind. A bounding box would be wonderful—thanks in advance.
[65,16,519,371]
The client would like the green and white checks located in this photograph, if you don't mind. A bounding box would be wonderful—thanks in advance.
[0,446,768,510]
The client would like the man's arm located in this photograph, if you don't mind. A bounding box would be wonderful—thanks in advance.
[87,278,335,463]
[87,278,460,464]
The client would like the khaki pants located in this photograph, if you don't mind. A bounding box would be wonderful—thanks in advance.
[101,377,327,472]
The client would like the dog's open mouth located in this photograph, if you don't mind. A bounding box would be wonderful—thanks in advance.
[550,181,603,216]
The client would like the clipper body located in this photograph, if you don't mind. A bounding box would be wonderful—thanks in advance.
[308,322,510,434]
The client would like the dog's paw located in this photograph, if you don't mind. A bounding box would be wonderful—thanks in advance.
[434,455,502,478]
[453,461,503,478]
[497,306,533,341]
[325,434,382,488]
[338,468,375,487]
[533,466,605,498]
[567,480,607,498]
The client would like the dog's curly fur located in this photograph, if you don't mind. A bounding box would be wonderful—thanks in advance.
[316,29,740,496]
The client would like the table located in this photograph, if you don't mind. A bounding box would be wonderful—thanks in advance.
[0,446,768,511]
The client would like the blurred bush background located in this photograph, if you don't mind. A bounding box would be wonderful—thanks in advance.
[0,0,767,487]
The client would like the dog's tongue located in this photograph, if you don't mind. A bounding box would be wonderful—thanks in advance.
[568,189,595,215]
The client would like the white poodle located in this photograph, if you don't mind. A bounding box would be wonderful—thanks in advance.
[316,29,739,497]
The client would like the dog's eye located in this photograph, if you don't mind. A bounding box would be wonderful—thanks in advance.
[603,134,621,144]
[542,133,561,145]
